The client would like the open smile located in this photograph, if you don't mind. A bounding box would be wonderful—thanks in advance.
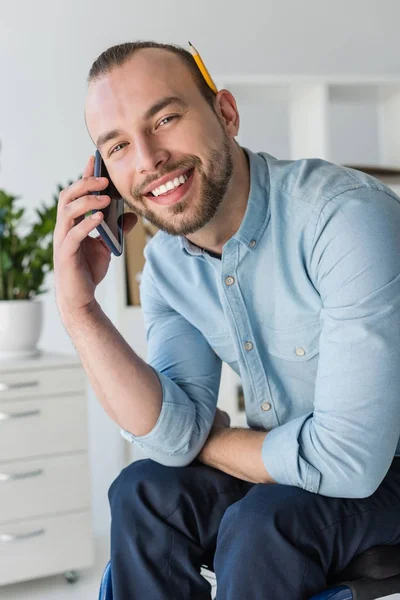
[145,168,194,206]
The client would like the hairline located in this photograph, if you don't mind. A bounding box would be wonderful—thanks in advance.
[87,45,218,114]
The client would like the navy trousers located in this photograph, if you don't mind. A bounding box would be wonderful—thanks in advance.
[108,456,400,599]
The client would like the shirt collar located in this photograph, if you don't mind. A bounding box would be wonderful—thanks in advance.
[180,147,270,256]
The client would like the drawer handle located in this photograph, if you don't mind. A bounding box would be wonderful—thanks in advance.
[0,380,39,392]
[0,409,41,421]
[0,528,45,543]
[0,468,44,482]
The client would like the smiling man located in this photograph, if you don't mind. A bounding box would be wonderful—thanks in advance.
[85,45,245,243]
[54,41,400,599]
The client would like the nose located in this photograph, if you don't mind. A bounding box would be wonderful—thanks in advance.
[134,135,170,174]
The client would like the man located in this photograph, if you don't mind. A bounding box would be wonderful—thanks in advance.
[53,41,400,599]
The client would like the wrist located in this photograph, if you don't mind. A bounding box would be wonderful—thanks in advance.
[199,424,227,461]
[59,298,102,329]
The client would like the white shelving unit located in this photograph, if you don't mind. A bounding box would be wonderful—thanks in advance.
[214,75,400,168]
[116,75,400,462]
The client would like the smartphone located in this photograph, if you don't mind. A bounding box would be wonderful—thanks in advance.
[91,150,124,256]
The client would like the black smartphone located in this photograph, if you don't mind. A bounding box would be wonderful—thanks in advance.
[91,150,124,256]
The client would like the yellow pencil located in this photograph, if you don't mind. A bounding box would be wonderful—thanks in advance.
[188,41,218,94]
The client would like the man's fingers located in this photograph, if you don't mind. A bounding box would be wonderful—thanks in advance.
[59,176,108,207]
[213,408,231,428]
[94,233,113,253]
[65,212,104,255]
[82,155,95,179]
[54,194,110,247]
[58,160,109,211]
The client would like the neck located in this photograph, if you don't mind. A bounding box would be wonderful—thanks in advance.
[185,144,250,256]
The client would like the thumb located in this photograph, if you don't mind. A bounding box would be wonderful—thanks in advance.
[122,212,139,236]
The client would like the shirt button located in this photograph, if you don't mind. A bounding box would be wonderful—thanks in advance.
[244,341,253,351]
[295,347,306,357]
[261,402,271,411]
[249,239,257,248]
[225,276,235,286]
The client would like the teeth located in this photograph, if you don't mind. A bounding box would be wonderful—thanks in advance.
[151,171,190,197]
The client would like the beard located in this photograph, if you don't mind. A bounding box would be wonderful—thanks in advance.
[125,130,234,237]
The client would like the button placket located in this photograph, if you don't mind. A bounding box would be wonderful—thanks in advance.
[220,243,277,429]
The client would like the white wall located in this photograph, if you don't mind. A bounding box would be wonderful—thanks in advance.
[1,0,399,538]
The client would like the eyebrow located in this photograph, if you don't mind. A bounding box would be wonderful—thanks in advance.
[96,96,188,149]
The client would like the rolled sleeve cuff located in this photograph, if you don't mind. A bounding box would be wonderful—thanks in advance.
[262,412,321,494]
[120,368,197,459]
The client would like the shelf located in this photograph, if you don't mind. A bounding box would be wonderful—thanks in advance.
[327,84,400,167]
[226,83,292,158]
[215,76,400,168]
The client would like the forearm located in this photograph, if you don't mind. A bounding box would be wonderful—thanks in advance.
[198,426,276,484]
[61,300,162,436]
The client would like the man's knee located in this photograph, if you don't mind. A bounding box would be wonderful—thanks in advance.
[108,458,200,517]
[219,483,313,539]
[108,458,155,504]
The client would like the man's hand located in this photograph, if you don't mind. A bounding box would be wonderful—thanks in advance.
[53,155,137,323]
[213,408,231,428]
[199,411,276,484]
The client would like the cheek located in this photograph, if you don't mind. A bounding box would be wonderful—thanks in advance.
[108,159,134,195]
[176,116,219,150]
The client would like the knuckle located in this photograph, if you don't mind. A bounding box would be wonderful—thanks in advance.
[88,193,104,205]
[91,193,108,203]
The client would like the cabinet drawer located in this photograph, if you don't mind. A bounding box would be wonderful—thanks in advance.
[0,453,91,524]
[0,510,94,586]
[0,367,86,401]
[0,395,87,462]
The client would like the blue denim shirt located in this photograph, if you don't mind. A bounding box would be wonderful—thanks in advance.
[121,148,400,498]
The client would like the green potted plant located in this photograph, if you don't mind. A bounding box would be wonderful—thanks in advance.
[0,186,61,359]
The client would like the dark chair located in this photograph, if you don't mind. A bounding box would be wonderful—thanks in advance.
[98,544,400,600]
[309,545,400,599]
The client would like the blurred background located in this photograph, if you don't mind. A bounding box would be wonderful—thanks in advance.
[1,0,400,597]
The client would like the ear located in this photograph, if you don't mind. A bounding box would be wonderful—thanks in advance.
[214,89,240,139]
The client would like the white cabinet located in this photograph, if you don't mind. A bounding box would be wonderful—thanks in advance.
[0,352,94,586]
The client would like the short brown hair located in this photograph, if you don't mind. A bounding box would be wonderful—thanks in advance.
[87,41,217,111]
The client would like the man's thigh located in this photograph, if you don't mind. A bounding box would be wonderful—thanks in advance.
[216,456,400,578]
[110,458,254,556]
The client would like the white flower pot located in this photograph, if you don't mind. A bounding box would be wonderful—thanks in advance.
[0,299,43,360]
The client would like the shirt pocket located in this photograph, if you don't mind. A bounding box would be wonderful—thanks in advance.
[265,320,321,362]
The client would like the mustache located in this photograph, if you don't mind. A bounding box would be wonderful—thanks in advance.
[132,155,201,199]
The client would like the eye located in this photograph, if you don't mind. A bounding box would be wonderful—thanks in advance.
[110,142,128,156]
[157,115,178,128]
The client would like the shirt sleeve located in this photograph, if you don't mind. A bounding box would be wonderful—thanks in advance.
[120,258,222,467]
[262,186,400,498]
